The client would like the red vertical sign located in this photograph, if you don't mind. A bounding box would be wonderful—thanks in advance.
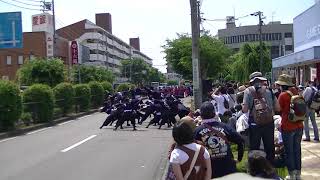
[71,41,78,64]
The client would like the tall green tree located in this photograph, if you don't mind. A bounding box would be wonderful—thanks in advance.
[72,65,114,84]
[17,58,66,87]
[163,34,231,80]
[230,43,271,83]
[121,58,164,85]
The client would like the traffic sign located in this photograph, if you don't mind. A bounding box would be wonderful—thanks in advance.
[0,12,23,49]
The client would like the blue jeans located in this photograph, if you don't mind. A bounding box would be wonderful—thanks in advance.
[282,129,303,171]
[304,108,319,140]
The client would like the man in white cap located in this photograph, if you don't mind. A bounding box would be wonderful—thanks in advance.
[242,72,280,164]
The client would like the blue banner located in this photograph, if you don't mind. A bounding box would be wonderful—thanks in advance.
[0,12,23,49]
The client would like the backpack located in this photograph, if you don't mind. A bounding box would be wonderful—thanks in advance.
[308,87,320,110]
[249,87,273,125]
[223,96,229,109]
[287,91,306,123]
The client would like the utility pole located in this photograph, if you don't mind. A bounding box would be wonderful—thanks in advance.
[251,11,264,73]
[52,0,56,58]
[258,11,263,73]
[190,0,202,109]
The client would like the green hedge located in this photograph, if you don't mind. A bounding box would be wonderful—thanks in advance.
[23,84,54,123]
[0,80,22,130]
[88,81,104,108]
[116,83,130,92]
[53,83,74,115]
[101,81,113,94]
[73,84,91,112]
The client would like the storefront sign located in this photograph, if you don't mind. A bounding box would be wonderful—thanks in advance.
[32,13,53,34]
[71,41,78,64]
[294,2,320,52]
[46,33,53,57]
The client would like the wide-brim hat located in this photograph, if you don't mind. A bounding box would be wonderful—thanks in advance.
[248,150,266,159]
[249,72,267,83]
[238,85,246,92]
[275,74,294,87]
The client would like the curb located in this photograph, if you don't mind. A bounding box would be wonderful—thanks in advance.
[0,109,100,140]
[160,161,170,180]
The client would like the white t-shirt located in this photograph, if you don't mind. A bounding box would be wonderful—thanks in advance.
[212,94,229,115]
[170,143,210,165]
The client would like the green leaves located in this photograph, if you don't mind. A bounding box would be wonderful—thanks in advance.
[230,43,272,83]
[163,34,231,80]
[88,81,104,108]
[121,58,164,85]
[0,80,22,130]
[17,58,65,87]
[72,65,114,84]
[53,83,74,115]
[23,84,54,123]
[73,84,91,112]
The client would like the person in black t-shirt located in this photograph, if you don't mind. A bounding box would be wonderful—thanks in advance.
[194,102,244,178]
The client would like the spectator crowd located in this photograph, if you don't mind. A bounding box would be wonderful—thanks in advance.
[166,72,320,180]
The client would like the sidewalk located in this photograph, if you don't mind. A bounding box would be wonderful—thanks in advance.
[301,118,320,180]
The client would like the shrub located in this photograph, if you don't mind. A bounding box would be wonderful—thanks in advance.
[53,83,74,115]
[0,80,22,130]
[100,81,113,94]
[17,58,65,87]
[23,84,54,123]
[73,84,91,112]
[129,83,136,90]
[116,83,130,92]
[88,81,104,108]
[21,112,32,126]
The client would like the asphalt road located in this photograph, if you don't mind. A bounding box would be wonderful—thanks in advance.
[0,113,172,180]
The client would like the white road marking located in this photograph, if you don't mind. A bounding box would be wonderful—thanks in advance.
[27,127,52,135]
[61,135,97,152]
[0,137,17,143]
[77,115,91,120]
[58,120,75,126]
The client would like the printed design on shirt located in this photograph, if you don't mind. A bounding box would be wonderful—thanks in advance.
[199,127,228,158]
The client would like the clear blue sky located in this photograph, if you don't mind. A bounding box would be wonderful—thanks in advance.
[0,0,315,73]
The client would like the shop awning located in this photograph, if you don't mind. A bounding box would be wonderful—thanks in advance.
[272,46,320,68]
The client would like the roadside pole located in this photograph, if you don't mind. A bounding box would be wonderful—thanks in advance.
[190,0,202,109]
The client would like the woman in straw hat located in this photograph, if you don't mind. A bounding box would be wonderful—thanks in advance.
[276,74,303,180]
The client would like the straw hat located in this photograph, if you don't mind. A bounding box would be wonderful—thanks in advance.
[238,85,246,92]
[275,74,294,86]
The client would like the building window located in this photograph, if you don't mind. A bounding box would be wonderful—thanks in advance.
[285,32,292,38]
[6,56,12,65]
[285,45,293,51]
[268,34,272,41]
[18,56,23,65]
[245,35,248,42]
[278,33,282,40]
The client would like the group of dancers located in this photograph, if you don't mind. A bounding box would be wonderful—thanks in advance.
[99,87,190,131]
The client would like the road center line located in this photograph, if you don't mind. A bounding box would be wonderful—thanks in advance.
[27,127,52,135]
[77,115,91,120]
[61,135,97,152]
[58,120,75,126]
[0,137,17,143]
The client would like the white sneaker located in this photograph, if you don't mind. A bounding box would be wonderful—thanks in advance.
[295,170,302,180]
[285,171,296,180]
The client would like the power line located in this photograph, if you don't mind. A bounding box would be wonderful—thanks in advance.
[10,0,41,7]
[0,0,42,11]
[21,0,42,2]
